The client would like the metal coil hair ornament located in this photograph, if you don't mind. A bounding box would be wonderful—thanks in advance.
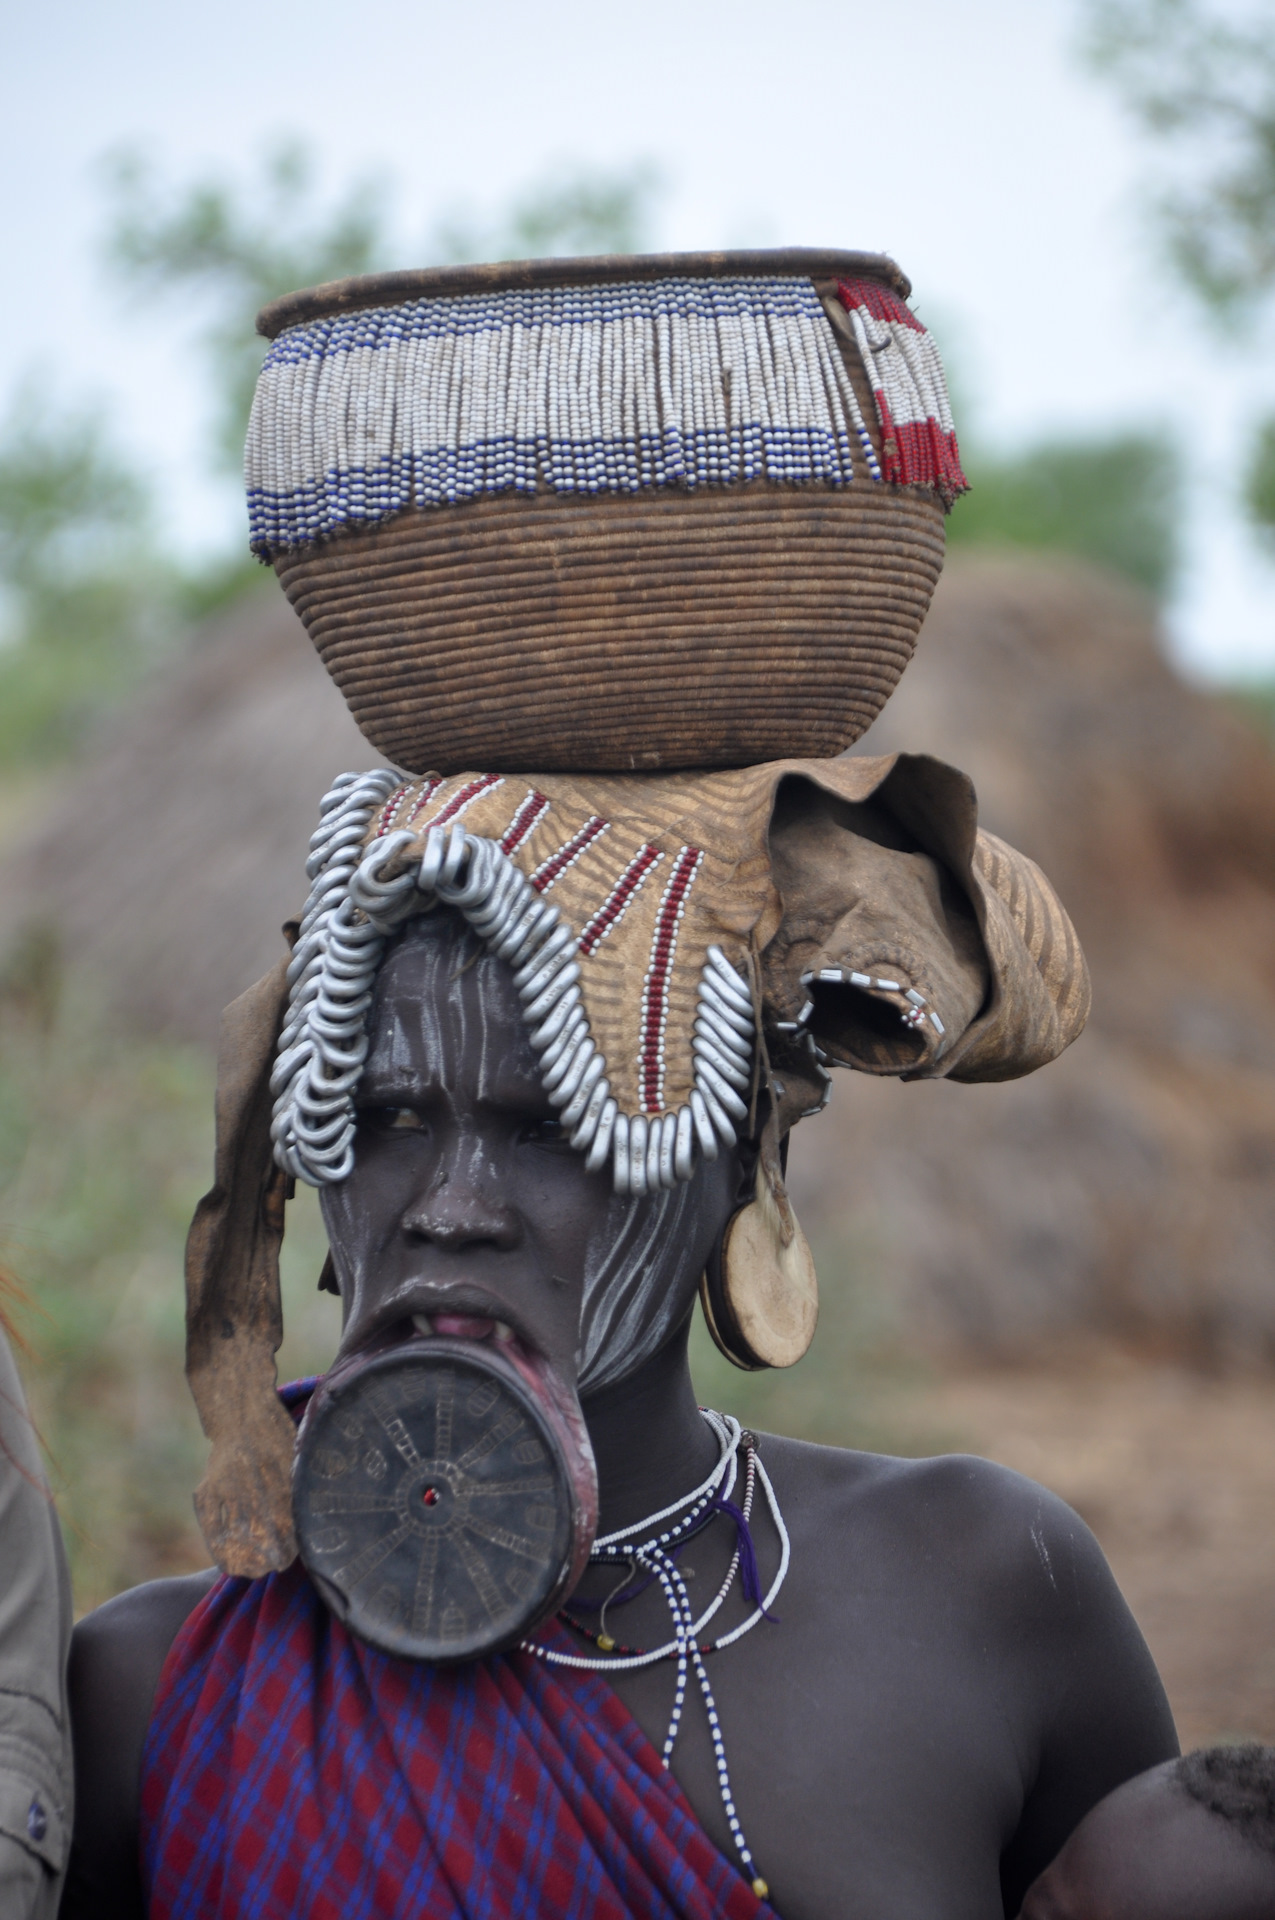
[270,773,757,1193]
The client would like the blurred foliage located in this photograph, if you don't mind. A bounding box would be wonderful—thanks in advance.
[431,161,662,267]
[688,1230,950,1459]
[1084,0,1275,320]
[1245,412,1275,542]
[1225,673,1275,744]
[0,385,174,771]
[1083,0,1275,543]
[103,141,392,473]
[948,428,1182,597]
[0,975,341,1608]
[103,144,659,474]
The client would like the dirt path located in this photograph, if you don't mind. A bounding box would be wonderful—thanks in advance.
[906,1360,1275,1749]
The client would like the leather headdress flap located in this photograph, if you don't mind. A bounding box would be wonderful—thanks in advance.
[186,955,299,1577]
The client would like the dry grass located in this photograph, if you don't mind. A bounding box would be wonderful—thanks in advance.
[0,993,340,1608]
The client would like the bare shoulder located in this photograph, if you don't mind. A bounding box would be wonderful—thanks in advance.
[63,1569,218,1920]
[756,1431,1128,1633]
[70,1566,219,1754]
[72,1567,218,1677]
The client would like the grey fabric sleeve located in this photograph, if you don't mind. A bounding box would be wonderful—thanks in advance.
[0,1330,72,1919]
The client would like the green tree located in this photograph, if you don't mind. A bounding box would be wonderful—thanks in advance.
[103,141,392,473]
[0,385,167,768]
[103,146,660,476]
[1083,0,1275,540]
[948,429,1181,597]
[1247,415,1275,548]
[431,161,662,266]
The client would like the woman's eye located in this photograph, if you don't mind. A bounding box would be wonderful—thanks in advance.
[362,1106,426,1133]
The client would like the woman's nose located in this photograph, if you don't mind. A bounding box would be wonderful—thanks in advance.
[400,1140,522,1252]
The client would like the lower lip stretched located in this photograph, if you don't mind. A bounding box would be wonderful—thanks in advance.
[413,1312,516,1343]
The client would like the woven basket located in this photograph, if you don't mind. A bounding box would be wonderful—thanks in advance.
[254,249,949,774]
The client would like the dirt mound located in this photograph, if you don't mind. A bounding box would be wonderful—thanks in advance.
[0,589,376,1040]
[3,552,1274,1358]
[792,554,1275,1361]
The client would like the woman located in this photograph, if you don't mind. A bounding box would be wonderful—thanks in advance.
[64,763,1177,1918]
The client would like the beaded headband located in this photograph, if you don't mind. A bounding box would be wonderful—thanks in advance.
[247,275,965,560]
[270,759,1091,1197]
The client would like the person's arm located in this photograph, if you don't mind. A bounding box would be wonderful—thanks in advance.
[985,1469,1179,1917]
[0,1330,73,1920]
[60,1570,217,1920]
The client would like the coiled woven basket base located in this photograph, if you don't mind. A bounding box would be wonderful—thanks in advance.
[274,482,946,773]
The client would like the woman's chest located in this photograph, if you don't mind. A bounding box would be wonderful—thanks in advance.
[595,1583,1028,1920]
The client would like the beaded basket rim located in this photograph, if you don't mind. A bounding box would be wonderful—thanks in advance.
[255,246,911,340]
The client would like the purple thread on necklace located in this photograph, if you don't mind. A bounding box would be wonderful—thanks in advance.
[710,1491,779,1620]
[569,1434,778,1628]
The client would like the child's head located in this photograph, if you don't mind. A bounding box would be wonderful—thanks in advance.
[1020,1745,1275,1920]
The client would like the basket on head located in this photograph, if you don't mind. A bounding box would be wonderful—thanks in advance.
[249,249,966,774]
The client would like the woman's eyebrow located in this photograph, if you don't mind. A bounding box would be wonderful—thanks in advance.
[479,1079,554,1112]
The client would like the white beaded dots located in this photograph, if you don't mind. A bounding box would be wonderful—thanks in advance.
[246,277,879,557]
[521,1409,788,1902]
[772,965,946,1039]
[270,772,758,1195]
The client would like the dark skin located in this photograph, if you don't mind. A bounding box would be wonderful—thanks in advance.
[64,915,1178,1919]
[1019,1760,1275,1920]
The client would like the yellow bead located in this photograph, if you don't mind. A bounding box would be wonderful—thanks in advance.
[597,1633,616,1653]
[751,1879,769,1900]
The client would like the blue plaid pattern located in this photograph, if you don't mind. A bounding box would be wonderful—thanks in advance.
[140,1560,771,1920]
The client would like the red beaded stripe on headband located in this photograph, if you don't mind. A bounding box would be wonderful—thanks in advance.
[373,783,412,836]
[406,776,445,824]
[500,789,552,856]
[638,846,703,1114]
[531,816,609,894]
[416,773,506,834]
[578,844,663,957]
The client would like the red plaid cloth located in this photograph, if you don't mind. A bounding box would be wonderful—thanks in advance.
[139,1559,772,1919]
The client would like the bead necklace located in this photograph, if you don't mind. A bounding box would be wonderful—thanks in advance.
[521,1410,790,1901]
[560,1432,760,1656]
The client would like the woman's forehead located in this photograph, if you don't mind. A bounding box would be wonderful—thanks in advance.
[364,914,542,1101]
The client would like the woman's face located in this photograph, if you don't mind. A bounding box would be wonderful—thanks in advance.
[320,912,744,1397]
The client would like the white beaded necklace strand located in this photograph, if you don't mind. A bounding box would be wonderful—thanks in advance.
[521,1410,790,1901]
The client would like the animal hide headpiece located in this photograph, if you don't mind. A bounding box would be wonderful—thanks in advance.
[186,750,1088,1577]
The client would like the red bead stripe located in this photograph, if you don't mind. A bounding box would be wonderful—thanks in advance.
[835,281,968,500]
[530,815,609,894]
[637,846,703,1114]
[372,783,411,837]
[835,277,923,333]
[405,776,445,824]
[413,773,504,835]
[577,844,663,956]
[500,789,551,856]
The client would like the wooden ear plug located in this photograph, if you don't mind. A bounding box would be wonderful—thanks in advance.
[700,1159,818,1372]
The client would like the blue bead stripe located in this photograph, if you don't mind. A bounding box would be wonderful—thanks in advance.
[245,275,882,555]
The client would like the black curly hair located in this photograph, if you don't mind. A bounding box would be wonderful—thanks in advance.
[1178,1745,1275,1857]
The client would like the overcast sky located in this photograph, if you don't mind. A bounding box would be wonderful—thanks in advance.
[5,0,1272,675]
